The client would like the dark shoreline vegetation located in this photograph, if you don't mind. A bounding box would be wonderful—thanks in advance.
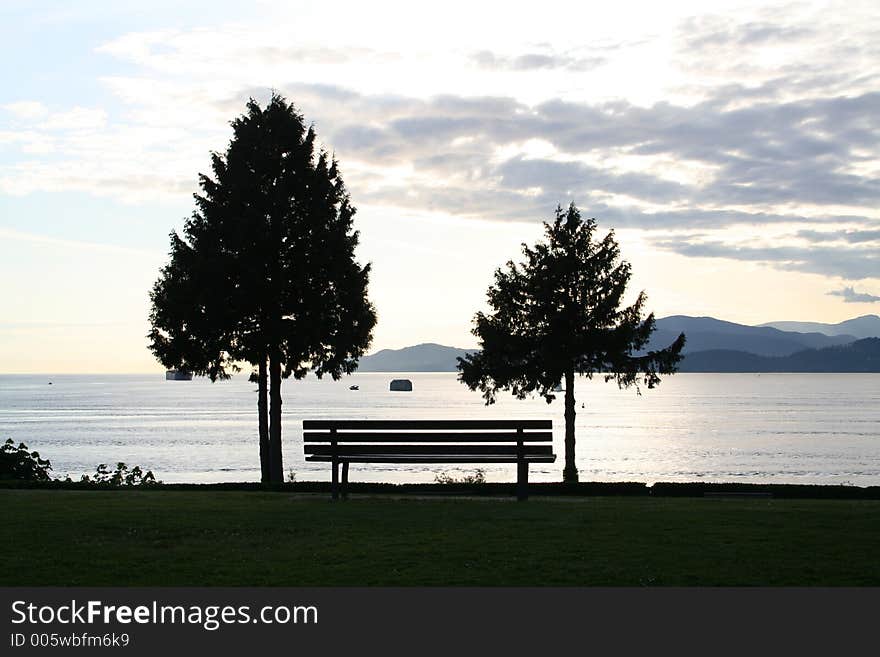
[2,478,880,499]
[1,438,159,486]
[3,489,879,586]
[4,439,879,499]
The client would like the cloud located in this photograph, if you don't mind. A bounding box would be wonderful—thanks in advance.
[286,85,880,248]
[669,5,880,108]
[5,79,880,258]
[0,129,55,154]
[651,238,880,281]
[96,28,399,75]
[797,229,880,244]
[827,286,880,303]
[40,107,108,131]
[0,321,139,330]
[247,82,880,216]
[471,49,606,72]
[2,101,49,119]
[5,80,880,226]
[327,87,880,209]
[0,227,161,257]
[680,17,816,51]
[2,7,879,284]
[495,156,688,203]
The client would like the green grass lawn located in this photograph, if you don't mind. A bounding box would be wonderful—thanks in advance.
[2,490,879,586]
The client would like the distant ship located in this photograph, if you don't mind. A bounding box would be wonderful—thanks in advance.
[166,370,193,381]
[349,385,359,390]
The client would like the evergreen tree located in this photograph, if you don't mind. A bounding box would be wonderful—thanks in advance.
[149,93,376,483]
[458,203,685,483]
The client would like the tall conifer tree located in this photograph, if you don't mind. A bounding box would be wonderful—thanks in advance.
[149,93,376,483]
[458,203,685,482]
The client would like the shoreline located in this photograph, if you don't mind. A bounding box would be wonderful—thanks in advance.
[2,479,879,499]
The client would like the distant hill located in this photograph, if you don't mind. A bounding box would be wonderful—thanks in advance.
[679,338,880,372]
[357,343,474,372]
[649,315,855,357]
[759,315,880,339]
[356,316,877,372]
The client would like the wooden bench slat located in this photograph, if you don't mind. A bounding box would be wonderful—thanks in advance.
[305,455,557,463]
[305,444,553,456]
[302,419,552,430]
[303,431,553,442]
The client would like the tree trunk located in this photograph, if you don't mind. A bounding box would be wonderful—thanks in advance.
[269,353,284,484]
[563,368,578,484]
[257,357,270,484]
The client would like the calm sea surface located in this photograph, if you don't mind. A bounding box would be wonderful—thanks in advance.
[1,372,878,486]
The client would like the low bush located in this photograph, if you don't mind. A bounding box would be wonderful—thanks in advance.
[0,439,52,481]
[434,469,486,485]
[0,439,159,487]
[80,462,160,487]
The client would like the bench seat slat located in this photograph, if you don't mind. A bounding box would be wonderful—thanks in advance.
[305,444,553,456]
[306,455,557,464]
[303,431,552,442]
[303,419,551,430]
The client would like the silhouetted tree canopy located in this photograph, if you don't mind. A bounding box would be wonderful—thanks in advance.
[149,92,376,483]
[458,203,685,483]
[0,439,52,481]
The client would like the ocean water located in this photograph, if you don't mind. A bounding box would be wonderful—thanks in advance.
[0,372,878,486]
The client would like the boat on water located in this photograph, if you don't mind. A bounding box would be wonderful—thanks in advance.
[165,370,193,381]
[349,385,359,390]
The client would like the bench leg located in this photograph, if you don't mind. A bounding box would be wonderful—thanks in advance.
[342,462,350,500]
[517,461,529,501]
[331,459,339,500]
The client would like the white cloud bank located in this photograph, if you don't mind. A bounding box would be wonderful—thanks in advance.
[1,0,878,284]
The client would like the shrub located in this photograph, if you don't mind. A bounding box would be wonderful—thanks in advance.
[0,438,162,487]
[80,462,160,487]
[0,439,52,481]
[434,469,486,485]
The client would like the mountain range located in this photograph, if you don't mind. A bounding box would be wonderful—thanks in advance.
[356,315,880,372]
[646,316,858,357]
[759,315,880,339]
[678,338,880,372]
[356,343,471,372]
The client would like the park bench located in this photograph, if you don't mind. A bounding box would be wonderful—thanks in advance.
[303,419,556,501]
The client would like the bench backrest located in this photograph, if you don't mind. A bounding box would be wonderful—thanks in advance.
[303,419,553,457]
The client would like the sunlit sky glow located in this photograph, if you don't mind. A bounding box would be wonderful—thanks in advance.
[1,0,879,372]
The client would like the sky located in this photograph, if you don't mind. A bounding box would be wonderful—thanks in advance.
[1,0,879,373]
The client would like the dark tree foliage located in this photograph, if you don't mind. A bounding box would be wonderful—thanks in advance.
[0,439,160,485]
[82,462,159,487]
[458,203,685,483]
[0,439,52,481]
[149,93,376,483]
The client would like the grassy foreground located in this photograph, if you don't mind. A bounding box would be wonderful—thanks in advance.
[3,490,879,586]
